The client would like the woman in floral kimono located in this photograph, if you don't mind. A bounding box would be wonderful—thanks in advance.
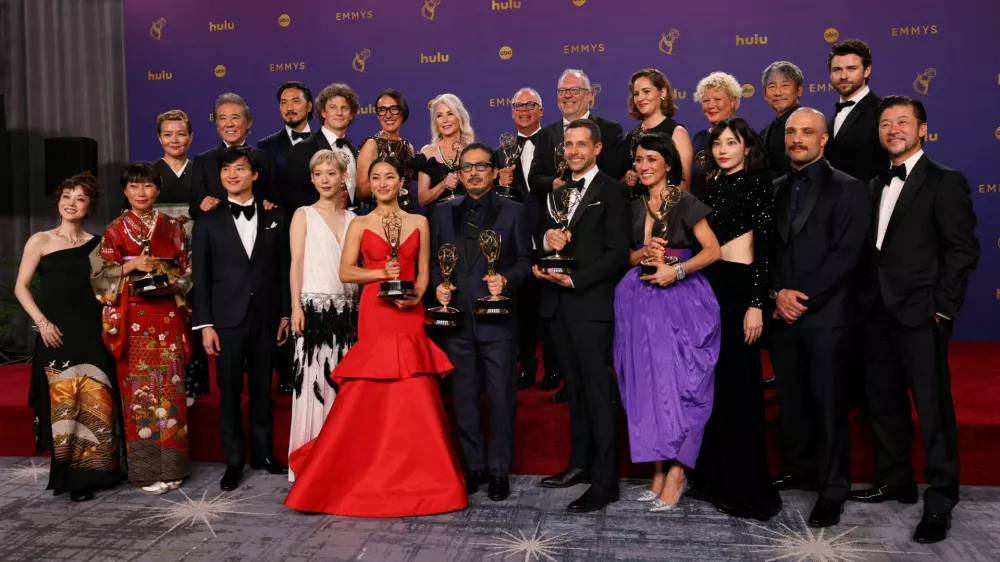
[92,162,192,495]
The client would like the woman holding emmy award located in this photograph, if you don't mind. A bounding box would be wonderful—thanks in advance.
[415,93,475,213]
[689,72,742,198]
[621,69,693,193]
[286,150,360,482]
[91,162,192,495]
[688,118,782,521]
[356,89,417,212]
[612,132,722,513]
[16,173,123,503]
[285,156,466,517]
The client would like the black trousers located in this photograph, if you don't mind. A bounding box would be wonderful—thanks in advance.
[444,337,518,476]
[215,304,277,467]
[517,278,559,378]
[865,301,959,513]
[550,311,619,497]
[772,323,851,502]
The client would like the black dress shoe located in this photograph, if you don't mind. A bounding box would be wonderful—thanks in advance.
[550,387,568,403]
[762,373,776,389]
[250,458,289,475]
[488,475,510,501]
[465,471,488,495]
[538,372,561,391]
[70,489,94,502]
[540,468,590,488]
[849,483,918,504]
[567,490,619,513]
[517,368,535,390]
[220,466,243,491]
[808,499,845,528]
[913,511,951,544]
[772,473,816,491]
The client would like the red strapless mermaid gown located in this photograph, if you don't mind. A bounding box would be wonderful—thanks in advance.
[285,229,467,517]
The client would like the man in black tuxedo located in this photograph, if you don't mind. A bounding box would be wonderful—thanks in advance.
[769,108,870,528]
[192,146,291,491]
[533,119,630,513]
[256,81,313,170]
[430,143,534,501]
[824,39,889,184]
[850,97,979,544]
[189,93,278,219]
[283,83,360,215]
[527,69,623,401]
[759,61,803,178]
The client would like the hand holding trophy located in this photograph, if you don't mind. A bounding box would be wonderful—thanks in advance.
[377,212,417,299]
[495,132,523,202]
[437,141,466,203]
[426,243,462,327]
[475,230,511,315]
[639,189,681,278]
[537,187,581,274]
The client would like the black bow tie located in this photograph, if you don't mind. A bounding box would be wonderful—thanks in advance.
[517,134,537,148]
[566,178,585,191]
[231,202,255,220]
[880,164,907,185]
[788,168,810,182]
[290,130,308,141]
[334,137,350,149]
[834,100,856,114]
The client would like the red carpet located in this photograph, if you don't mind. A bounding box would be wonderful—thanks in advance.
[3,342,999,485]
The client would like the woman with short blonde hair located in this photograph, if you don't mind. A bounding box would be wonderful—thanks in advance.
[689,72,742,197]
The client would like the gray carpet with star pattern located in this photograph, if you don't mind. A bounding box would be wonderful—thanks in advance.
[1,457,998,561]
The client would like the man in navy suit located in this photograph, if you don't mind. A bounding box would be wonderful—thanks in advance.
[430,143,534,501]
[256,81,313,171]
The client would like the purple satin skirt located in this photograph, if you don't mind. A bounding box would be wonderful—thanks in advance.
[613,266,721,466]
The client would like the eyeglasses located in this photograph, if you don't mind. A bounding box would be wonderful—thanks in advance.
[512,101,540,111]
[458,162,492,173]
[375,105,401,116]
[556,87,589,96]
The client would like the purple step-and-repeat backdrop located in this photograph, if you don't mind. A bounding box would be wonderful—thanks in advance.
[124,0,999,340]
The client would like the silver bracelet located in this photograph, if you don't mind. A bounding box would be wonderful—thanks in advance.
[672,263,686,280]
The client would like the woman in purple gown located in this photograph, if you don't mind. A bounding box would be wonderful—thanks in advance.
[613,132,722,512]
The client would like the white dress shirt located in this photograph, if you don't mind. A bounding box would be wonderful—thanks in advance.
[833,85,870,137]
[518,127,541,188]
[231,197,258,258]
[563,111,591,131]
[286,124,311,146]
[543,164,600,252]
[876,150,923,250]
[321,126,357,201]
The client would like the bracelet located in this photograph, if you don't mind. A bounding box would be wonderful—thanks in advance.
[31,319,50,332]
[672,263,686,281]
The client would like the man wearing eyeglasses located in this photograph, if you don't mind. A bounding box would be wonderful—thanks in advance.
[429,143,535,502]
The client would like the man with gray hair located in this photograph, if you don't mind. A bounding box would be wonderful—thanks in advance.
[759,61,804,178]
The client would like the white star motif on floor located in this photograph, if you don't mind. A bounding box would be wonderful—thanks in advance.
[724,510,930,561]
[136,489,272,545]
[471,523,589,561]
[0,458,50,485]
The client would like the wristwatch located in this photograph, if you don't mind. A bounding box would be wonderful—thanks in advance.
[769,289,778,300]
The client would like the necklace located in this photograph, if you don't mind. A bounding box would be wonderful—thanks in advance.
[135,209,157,230]
[51,229,86,246]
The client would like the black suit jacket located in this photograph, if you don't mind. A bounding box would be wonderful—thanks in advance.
[493,143,544,238]
[429,191,534,341]
[759,106,797,179]
[771,159,870,329]
[857,155,979,327]
[537,171,630,322]
[188,143,278,219]
[192,202,291,330]
[825,91,889,183]
[282,130,359,215]
[528,115,625,198]
[256,128,308,170]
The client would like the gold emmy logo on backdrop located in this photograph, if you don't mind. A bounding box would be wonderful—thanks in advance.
[979,182,998,195]
[588,83,602,109]
[659,29,680,55]
[337,10,373,21]
[735,33,768,46]
[489,97,513,107]
[492,0,522,10]
[673,89,687,100]
[278,14,291,27]
[422,0,441,20]
[214,65,227,78]
[499,45,513,60]
[209,20,235,32]
[824,28,839,43]
[913,68,937,95]
[428,99,435,110]
[892,25,938,36]
[270,62,306,72]
[352,49,371,73]
[563,43,605,54]
[809,83,834,93]
[572,0,587,6]
[420,52,450,64]
[147,71,172,81]
[995,126,1000,141]
[741,84,755,98]
[149,17,166,40]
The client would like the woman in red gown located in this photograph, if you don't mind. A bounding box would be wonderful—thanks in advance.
[285,156,467,517]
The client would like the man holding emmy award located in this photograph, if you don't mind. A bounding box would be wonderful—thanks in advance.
[429,143,534,501]
[533,119,630,513]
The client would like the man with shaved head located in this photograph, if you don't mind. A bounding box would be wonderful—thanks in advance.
[768,107,870,528]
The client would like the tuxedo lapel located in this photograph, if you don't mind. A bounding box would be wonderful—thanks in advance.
[220,207,250,263]
[774,177,791,242]
[871,179,885,239]
[568,174,603,231]
[481,192,501,231]
[790,165,826,239]
[315,132,332,151]
[249,203,267,262]
[881,155,928,247]
[345,137,360,158]
[835,95,872,139]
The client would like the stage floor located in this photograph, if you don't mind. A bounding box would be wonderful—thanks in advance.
[0,458,998,562]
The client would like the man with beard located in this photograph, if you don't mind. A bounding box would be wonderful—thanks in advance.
[257,81,313,170]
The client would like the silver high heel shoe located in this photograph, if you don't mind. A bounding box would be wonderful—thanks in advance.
[636,490,659,502]
[649,477,688,513]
